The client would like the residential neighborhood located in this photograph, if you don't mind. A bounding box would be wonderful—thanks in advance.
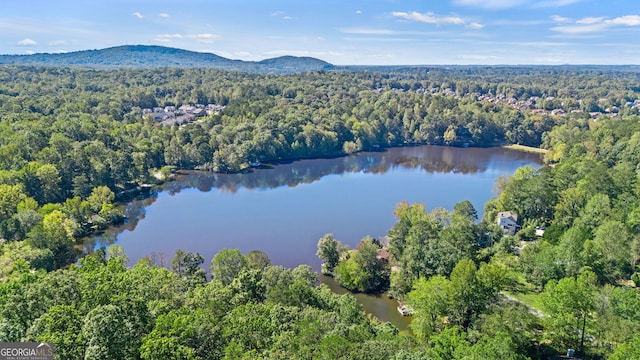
[142,103,225,126]
[377,86,637,120]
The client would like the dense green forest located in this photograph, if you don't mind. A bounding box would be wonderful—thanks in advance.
[1,64,640,358]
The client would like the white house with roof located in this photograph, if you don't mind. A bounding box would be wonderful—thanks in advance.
[497,211,520,235]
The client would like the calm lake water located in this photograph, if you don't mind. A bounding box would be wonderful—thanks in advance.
[88,145,542,330]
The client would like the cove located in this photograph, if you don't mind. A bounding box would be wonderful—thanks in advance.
[87,145,542,328]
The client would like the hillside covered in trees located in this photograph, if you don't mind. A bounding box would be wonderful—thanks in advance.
[1,64,640,358]
[0,45,333,73]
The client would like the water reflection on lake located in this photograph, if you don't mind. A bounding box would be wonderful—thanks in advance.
[89,145,542,270]
[87,145,542,331]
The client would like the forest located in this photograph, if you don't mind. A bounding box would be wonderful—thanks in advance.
[0,64,640,359]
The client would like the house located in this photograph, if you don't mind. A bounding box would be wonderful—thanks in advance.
[178,104,196,112]
[376,249,390,262]
[497,211,520,235]
[205,104,225,115]
[192,108,206,117]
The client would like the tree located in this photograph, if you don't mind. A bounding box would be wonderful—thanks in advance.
[388,203,441,294]
[408,259,506,339]
[246,250,271,271]
[473,302,540,356]
[87,186,115,213]
[518,241,563,290]
[334,237,389,293]
[453,200,477,221]
[408,275,450,340]
[316,233,344,275]
[609,333,640,360]
[432,212,478,276]
[210,248,247,286]
[541,270,597,355]
[0,184,26,222]
[35,163,61,204]
[556,226,589,277]
[0,241,53,278]
[426,326,470,360]
[463,332,529,360]
[574,193,610,231]
[27,210,77,268]
[72,175,92,198]
[24,305,84,360]
[140,309,221,360]
[583,221,633,283]
[81,300,149,360]
[222,303,275,354]
[228,269,266,305]
[171,249,206,286]
[140,336,197,360]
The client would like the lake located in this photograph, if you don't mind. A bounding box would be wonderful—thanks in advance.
[87,145,542,330]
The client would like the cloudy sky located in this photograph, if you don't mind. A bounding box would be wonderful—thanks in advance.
[2,0,639,65]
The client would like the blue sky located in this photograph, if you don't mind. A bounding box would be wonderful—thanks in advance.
[2,0,639,65]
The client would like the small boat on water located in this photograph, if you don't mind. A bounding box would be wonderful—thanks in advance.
[397,304,413,316]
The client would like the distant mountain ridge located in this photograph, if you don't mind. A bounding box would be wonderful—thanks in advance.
[0,45,334,74]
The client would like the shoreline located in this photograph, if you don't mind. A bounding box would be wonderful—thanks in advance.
[501,144,549,155]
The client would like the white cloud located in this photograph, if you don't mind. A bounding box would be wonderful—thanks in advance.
[466,22,485,29]
[132,12,144,19]
[492,19,545,25]
[154,33,221,44]
[533,0,582,7]
[356,10,362,14]
[392,11,465,25]
[154,34,183,43]
[453,0,527,10]
[341,28,398,35]
[551,14,640,34]
[343,37,417,42]
[605,15,640,26]
[454,0,581,9]
[17,38,37,46]
[510,41,571,47]
[576,17,605,24]
[159,13,170,18]
[48,40,68,46]
[551,15,572,23]
[270,11,294,20]
[551,23,607,34]
[187,34,222,43]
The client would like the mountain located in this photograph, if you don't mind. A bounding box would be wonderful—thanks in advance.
[0,45,333,74]
[258,56,334,72]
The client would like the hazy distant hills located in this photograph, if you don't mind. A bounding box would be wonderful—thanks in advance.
[0,45,334,74]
